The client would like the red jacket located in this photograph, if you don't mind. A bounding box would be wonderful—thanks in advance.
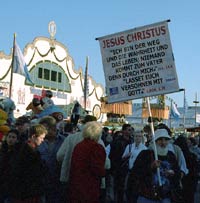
[69,139,106,203]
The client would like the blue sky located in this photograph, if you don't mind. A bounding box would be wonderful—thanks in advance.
[0,0,199,107]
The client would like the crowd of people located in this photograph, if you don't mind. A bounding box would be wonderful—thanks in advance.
[0,97,200,203]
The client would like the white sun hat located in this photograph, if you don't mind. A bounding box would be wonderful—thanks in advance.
[154,129,171,141]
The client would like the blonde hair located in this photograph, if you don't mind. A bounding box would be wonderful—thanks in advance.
[82,121,102,142]
[29,124,47,138]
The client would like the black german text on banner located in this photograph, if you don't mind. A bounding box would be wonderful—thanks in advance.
[97,20,179,103]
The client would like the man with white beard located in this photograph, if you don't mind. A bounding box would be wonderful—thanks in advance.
[128,128,181,203]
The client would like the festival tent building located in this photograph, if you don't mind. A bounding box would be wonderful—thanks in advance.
[0,22,106,120]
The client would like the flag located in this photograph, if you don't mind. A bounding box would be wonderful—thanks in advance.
[196,114,200,123]
[13,41,34,85]
[171,102,180,119]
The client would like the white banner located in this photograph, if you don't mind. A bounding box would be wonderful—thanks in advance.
[97,20,179,103]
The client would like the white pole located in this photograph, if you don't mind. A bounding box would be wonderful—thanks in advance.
[146,97,162,186]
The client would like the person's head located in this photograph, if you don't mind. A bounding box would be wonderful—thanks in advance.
[6,129,20,147]
[113,130,123,140]
[82,121,102,142]
[156,123,172,136]
[39,116,57,139]
[15,116,30,134]
[81,115,97,124]
[143,125,152,141]
[122,123,132,131]
[122,123,133,140]
[134,130,144,145]
[189,137,198,147]
[154,128,171,156]
[58,121,74,136]
[174,135,190,154]
[64,122,74,133]
[74,101,80,106]
[115,130,123,136]
[103,127,109,134]
[106,134,113,144]
[45,90,53,98]
[32,98,41,107]
[29,124,47,146]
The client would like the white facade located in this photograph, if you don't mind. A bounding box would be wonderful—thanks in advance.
[0,36,105,119]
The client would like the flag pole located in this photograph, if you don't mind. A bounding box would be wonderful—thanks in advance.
[183,89,186,126]
[84,56,89,111]
[9,33,16,99]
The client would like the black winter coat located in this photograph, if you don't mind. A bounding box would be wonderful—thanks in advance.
[9,143,46,199]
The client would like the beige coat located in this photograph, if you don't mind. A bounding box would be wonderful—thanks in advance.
[57,131,110,183]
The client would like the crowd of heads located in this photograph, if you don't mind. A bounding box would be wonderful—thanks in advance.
[0,100,100,147]
[0,90,200,158]
[0,93,200,203]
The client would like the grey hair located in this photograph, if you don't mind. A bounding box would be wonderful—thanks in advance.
[82,121,102,142]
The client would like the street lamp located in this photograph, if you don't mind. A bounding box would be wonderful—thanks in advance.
[193,92,199,127]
